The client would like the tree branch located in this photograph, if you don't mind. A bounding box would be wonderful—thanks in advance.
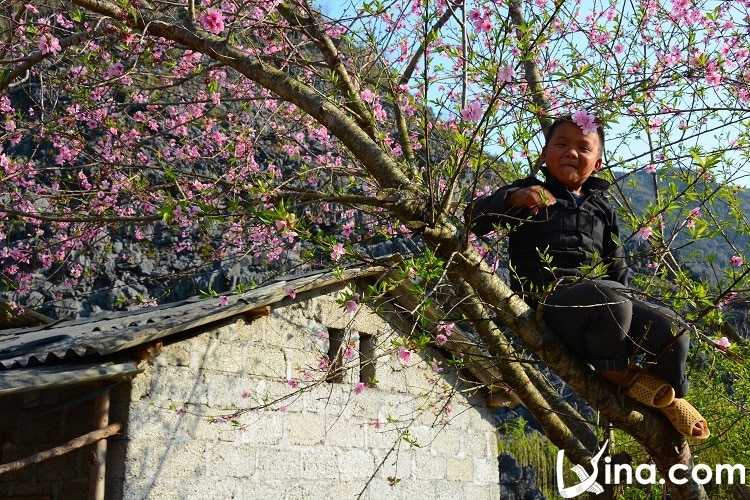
[0,30,95,92]
[277,3,376,138]
[448,273,599,463]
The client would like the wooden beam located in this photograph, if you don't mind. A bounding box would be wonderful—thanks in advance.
[0,423,121,475]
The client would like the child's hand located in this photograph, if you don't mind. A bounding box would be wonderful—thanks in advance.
[506,185,557,211]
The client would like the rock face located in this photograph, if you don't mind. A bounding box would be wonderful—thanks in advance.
[4,214,422,321]
[498,452,547,500]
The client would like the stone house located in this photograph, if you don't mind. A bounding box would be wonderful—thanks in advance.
[0,265,502,499]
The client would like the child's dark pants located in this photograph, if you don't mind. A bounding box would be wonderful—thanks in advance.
[541,279,690,397]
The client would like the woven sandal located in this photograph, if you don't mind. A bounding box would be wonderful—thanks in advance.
[623,371,675,408]
[660,399,710,440]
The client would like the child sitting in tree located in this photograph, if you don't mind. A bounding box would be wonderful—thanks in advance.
[466,113,709,439]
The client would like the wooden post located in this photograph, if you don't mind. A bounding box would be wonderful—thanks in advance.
[89,389,110,500]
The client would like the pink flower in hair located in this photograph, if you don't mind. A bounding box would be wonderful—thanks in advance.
[571,109,598,135]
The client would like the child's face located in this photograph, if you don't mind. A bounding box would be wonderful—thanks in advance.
[541,121,602,194]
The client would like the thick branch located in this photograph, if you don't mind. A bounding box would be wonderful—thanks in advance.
[71,0,428,223]
[428,224,706,499]
[277,3,376,138]
[449,273,599,462]
[0,207,162,224]
[507,0,554,131]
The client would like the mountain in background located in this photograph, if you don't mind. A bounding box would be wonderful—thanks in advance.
[614,169,750,281]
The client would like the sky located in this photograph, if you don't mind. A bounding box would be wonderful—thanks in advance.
[312,1,750,187]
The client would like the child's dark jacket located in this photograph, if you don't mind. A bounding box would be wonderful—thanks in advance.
[466,170,629,298]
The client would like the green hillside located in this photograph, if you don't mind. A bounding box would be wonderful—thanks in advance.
[613,169,750,284]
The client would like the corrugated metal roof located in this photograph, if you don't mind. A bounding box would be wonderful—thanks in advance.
[0,361,142,396]
[0,267,384,371]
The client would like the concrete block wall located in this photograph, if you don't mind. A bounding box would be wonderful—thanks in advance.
[122,284,499,498]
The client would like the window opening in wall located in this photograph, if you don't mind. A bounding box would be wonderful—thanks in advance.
[326,327,345,383]
[359,334,377,386]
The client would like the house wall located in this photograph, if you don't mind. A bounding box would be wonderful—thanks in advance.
[117,283,499,499]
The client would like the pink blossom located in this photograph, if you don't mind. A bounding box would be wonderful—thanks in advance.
[645,164,657,174]
[341,221,354,237]
[398,347,412,364]
[716,337,731,349]
[288,379,299,388]
[344,343,356,361]
[684,207,701,228]
[345,299,358,315]
[285,287,297,299]
[648,117,662,133]
[218,295,229,306]
[200,9,225,34]
[706,68,721,86]
[107,62,125,78]
[431,360,444,373]
[38,34,61,55]
[497,65,514,83]
[372,102,387,121]
[474,17,493,33]
[41,254,53,269]
[436,334,448,346]
[360,88,377,103]
[730,255,743,267]
[571,110,598,135]
[461,100,483,123]
[331,243,346,261]
[437,321,455,336]
[468,10,492,33]
[353,382,367,395]
[636,226,653,241]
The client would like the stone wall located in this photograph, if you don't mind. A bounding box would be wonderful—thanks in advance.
[118,284,499,498]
